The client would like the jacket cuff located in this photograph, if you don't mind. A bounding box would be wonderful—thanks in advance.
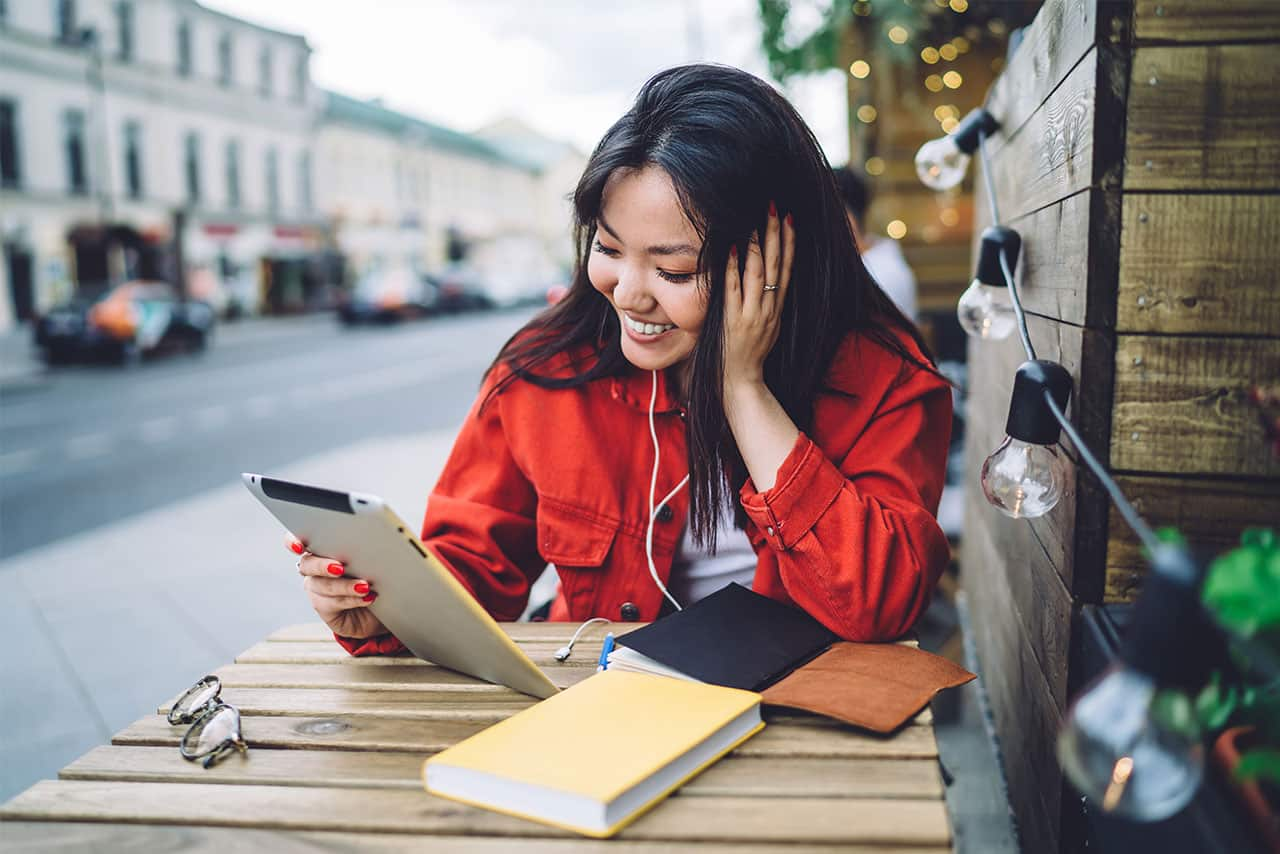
[740,433,846,551]
[333,631,407,657]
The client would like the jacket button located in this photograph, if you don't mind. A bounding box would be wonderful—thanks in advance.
[620,602,640,621]
[655,504,674,523]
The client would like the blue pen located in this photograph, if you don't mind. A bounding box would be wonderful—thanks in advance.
[597,633,615,672]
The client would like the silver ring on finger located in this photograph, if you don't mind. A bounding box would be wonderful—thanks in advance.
[763,284,779,292]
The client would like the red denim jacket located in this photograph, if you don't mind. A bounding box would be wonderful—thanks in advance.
[337,326,952,655]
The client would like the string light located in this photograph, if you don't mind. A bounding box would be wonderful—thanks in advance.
[949,0,969,11]
[886,219,907,239]
[864,156,886,176]
[914,107,997,190]
[924,74,944,92]
[958,226,1019,340]
[940,116,959,133]
[856,105,878,123]
[849,60,871,79]
[943,70,963,89]
[939,44,958,61]
[933,104,959,121]
[888,25,909,44]
[921,46,940,64]
[980,360,1071,519]
[953,36,971,53]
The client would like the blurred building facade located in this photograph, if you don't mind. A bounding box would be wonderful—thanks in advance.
[0,0,584,332]
[0,0,321,328]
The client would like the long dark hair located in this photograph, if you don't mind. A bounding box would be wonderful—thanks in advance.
[487,63,936,550]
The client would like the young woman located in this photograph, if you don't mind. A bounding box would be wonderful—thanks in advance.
[294,63,952,651]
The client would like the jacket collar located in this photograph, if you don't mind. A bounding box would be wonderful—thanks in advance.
[609,366,686,416]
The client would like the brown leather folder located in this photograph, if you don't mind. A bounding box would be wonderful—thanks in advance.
[760,641,975,733]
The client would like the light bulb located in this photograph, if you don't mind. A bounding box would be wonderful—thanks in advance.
[1058,665,1203,822]
[957,278,1015,339]
[980,436,1066,518]
[914,135,969,190]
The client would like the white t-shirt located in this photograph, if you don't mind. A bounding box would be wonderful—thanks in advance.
[667,505,757,605]
[862,238,918,321]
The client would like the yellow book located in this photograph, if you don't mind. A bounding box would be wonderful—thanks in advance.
[422,669,764,838]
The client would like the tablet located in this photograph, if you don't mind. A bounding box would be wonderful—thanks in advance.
[242,473,559,699]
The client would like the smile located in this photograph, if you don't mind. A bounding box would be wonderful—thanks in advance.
[623,314,676,336]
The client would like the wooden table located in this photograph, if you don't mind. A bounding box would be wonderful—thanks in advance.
[0,623,954,851]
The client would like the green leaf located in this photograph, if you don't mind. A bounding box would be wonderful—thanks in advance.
[1237,748,1280,785]
[1151,690,1200,739]
[1194,673,1238,731]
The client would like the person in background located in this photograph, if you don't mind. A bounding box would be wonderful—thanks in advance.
[833,167,918,322]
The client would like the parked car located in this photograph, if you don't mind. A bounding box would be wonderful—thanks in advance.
[337,267,438,325]
[425,265,493,313]
[34,280,215,365]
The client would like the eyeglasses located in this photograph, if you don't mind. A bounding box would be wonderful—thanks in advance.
[168,675,248,768]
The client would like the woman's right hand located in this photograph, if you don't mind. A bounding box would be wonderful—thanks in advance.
[289,538,388,640]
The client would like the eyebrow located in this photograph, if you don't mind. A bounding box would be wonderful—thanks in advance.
[597,215,699,257]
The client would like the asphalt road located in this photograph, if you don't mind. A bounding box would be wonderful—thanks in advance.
[0,308,538,559]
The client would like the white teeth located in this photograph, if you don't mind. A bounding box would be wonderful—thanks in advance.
[625,315,675,335]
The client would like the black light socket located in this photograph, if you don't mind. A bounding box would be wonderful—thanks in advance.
[1004,360,1073,446]
[952,108,1000,154]
[1120,544,1216,690]
[975,226,1021,288]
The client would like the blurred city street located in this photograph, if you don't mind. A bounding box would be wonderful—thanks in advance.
[0,307,536,801]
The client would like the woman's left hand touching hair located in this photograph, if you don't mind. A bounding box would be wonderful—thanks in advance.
[722,201,801,492]
[722,201,795,394]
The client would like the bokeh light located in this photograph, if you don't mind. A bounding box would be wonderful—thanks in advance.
[950,0,969,12]
[924,74,944,92]
[921,47,940,64]
[849,60,871,79]
[865,156,886,176]
[856,104,878,123]
[940,208,961,227]
[943,70,963,89]
[939,44,958,61]
[887,26,909,45]
[887,220,907,240]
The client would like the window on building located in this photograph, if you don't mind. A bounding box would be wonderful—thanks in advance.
[225,139,240,209]
[115,2,132,61]
[258,46,272,97]
[293,54,307,102]
[176,19,192,76]
[297,150,312,212]
[56,0,77,44]
[265,147,279,214]
[0,99,19,188]
[217,32,232,86]
[184,131,200,204]
[123,120,142,199]
[64,110,86,195]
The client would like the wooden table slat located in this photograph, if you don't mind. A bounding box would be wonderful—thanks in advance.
[0,822,952,854]
[115,713,939,759]
[0,780,952,845]
[59,745,944,799]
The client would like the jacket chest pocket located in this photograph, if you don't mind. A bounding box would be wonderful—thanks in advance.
[536,498,620,613]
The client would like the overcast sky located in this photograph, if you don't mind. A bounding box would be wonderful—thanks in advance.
[202,0,850,163]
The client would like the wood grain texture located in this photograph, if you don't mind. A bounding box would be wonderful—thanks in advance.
[235,640,593,670]
[213,661,593,691]
[986,0,1105,144]
[59,745,944,800]
[1135,0,1280,43]
[1118,194,1280,336]
[1125,45,1280,191]
[0,822,950,854]
[115,713,939,760]
[266,622,637,643]
[1111,335,1280,476]
[160,686,539,723]
[1104,475,1280,601]
[0,781,953,846]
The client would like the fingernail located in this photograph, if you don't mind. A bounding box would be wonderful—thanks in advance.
[768,199,777,217]
[729,246,737,259]
[288,540,304,555]
[354,582,370,594]
[785,213,793,226]
[362,593,377,603]
[327,563,344,576]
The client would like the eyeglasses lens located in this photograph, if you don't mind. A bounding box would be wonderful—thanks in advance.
[189,706,240,755]
[170,678,221,724]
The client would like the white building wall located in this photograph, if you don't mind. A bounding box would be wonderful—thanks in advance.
[0,0,318,329]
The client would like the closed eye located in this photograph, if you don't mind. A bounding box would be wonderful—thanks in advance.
[656,270,695,284]
[592,240,620,258]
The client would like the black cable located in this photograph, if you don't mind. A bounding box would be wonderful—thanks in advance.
[978,131,1036,361]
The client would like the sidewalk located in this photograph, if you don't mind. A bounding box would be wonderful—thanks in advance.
[0,425,464,803]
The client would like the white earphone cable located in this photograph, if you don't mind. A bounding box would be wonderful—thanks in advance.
[648,370,688,613]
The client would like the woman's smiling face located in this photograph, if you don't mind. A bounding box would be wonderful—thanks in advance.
[588,166,708,374]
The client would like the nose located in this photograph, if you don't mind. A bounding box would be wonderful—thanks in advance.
[611,264,655,313]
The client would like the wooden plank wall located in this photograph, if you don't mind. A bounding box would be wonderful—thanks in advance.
[962,2,1280,852]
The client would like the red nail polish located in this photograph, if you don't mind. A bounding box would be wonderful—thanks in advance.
[327,563,344,576]
[785,213,793,226]
[288,540,304,555]
[354,582,370,594]
[362,593,377,603]
[768,200,777,217]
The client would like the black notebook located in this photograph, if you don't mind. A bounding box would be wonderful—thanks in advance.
[611,583,838,691]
